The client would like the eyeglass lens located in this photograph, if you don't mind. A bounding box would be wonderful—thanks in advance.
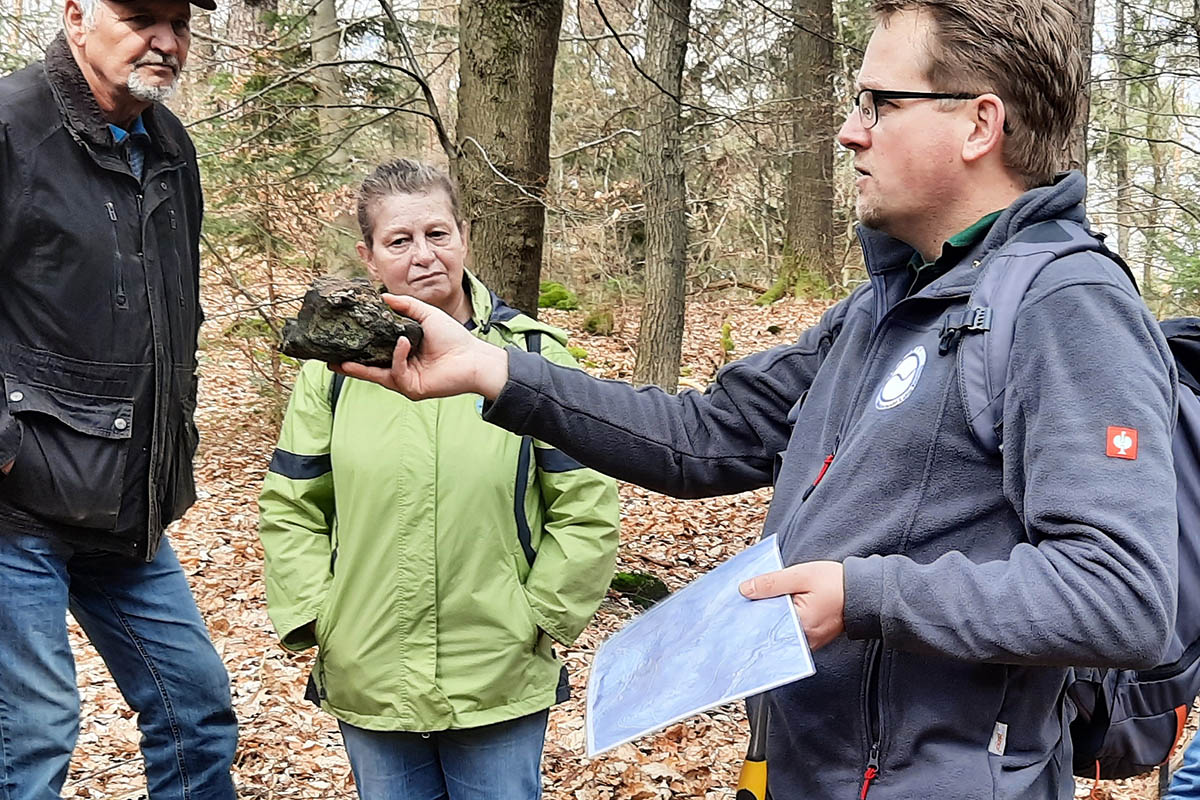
[857,89,877,127]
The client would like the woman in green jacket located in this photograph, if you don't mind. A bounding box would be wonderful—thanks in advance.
[258,159,620,800]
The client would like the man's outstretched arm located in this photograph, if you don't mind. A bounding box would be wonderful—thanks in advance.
[339,293,842,498]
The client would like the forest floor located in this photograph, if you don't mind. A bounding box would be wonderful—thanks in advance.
[62,291,1194,799]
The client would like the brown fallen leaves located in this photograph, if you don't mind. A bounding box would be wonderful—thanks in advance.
[62,290,1194,799]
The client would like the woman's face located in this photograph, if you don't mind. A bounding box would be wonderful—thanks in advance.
[357,189,472,322]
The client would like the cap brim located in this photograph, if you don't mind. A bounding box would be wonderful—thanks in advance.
[109,0,216,8]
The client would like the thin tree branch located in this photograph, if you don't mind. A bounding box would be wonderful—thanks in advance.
[378,0,458,165]
[551,128,641,159]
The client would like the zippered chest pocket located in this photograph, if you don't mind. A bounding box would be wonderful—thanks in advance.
[105,201,130,310]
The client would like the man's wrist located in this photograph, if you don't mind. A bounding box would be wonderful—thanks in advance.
[474,344,510,401]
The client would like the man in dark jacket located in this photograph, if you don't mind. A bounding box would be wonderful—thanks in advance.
[0,0,237,797]
[343,1,1179,798]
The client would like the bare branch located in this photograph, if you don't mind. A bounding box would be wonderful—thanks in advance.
[378,0,458,166]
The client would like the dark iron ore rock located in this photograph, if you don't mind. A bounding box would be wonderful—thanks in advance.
[280,277,423,367]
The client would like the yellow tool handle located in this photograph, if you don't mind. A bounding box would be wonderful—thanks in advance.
[737,694,770,800]
[735,757,767,800]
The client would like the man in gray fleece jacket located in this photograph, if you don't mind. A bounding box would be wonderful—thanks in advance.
[342,1,1179,797]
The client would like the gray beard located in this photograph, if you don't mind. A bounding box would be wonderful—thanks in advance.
[127,70,177,104]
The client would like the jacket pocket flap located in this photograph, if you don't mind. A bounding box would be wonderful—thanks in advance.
[4,376,133,440]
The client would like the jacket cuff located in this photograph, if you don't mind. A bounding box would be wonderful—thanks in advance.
[524,591,579,647]
[843,555,884,640]
[276,608,321,651]
[481,347,543,434]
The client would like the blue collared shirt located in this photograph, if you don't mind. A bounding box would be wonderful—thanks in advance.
[108,116,151,181]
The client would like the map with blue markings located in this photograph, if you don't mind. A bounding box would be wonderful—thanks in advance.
[586,535,815,756]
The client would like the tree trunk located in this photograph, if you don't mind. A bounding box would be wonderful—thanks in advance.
[632,0,691,391]
[456,0,563,316]
[1143,77,1168,300]
[1114,0,1131,256]
[8,0,23,53]
[1194,0,1200,62]
[1064,0,1094,173]
[227,0,277,57]
[311,0,349,165]
[766,0,833,302]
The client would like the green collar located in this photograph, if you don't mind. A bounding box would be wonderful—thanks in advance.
[908,210,1004,295]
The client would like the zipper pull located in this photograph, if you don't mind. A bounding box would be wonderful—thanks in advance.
[859,744,880,800]
[801,436,839,501]
[105,201,117,221]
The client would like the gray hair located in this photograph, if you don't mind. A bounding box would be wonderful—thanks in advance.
[76,0,99,28]
[356,159,462,247]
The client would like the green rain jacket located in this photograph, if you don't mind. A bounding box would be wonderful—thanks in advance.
[259,274,620,731]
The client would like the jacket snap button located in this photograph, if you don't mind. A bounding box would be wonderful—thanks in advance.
[8,391,22,402]
[160,181,168,190]
[114,418,128,431]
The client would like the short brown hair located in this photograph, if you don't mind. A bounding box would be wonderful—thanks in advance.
[356,158,461,247]
[872,0,1083,187]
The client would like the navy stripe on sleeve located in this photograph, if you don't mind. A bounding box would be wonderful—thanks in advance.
[534,447,585,473]
[268,449,332,480]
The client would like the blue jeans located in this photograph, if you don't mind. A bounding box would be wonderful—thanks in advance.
[0,531,237,800]
[1168,731,1200,799]
[338,709,549,800]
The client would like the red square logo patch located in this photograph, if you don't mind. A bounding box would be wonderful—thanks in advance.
[1106,426,1138,460]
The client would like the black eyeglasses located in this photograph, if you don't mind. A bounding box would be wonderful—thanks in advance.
[854,88,981,129]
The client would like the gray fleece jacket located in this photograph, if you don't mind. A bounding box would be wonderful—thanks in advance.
[484,172,1179,799]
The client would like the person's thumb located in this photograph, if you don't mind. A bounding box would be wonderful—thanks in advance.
[382,293,435,321]
[740,569,793,600]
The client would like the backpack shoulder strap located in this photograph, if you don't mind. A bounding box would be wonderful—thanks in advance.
[524,330,542,355]
[329,372,346,418]
[513,329,542,566]
[954,219,1118,452]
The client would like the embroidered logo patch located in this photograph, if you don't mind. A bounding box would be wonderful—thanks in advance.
[875,345,927,410]
[1106,426,1138,460]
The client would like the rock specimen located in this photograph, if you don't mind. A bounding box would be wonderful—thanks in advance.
[280,277,423,367]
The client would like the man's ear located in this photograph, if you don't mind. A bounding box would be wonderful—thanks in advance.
[459,219,471,250]
[356,241,380,282]
[63,0,88,46]
[962,94,1006,164]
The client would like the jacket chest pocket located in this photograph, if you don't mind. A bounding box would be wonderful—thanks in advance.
[104,202,130,310]
[166,208,187,311]
[1,376,133,531]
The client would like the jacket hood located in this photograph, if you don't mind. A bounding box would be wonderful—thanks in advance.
[43,32,181,159]
[465,269,569,347]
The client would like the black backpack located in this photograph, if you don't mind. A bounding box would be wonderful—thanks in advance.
[951,219,1200,784]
